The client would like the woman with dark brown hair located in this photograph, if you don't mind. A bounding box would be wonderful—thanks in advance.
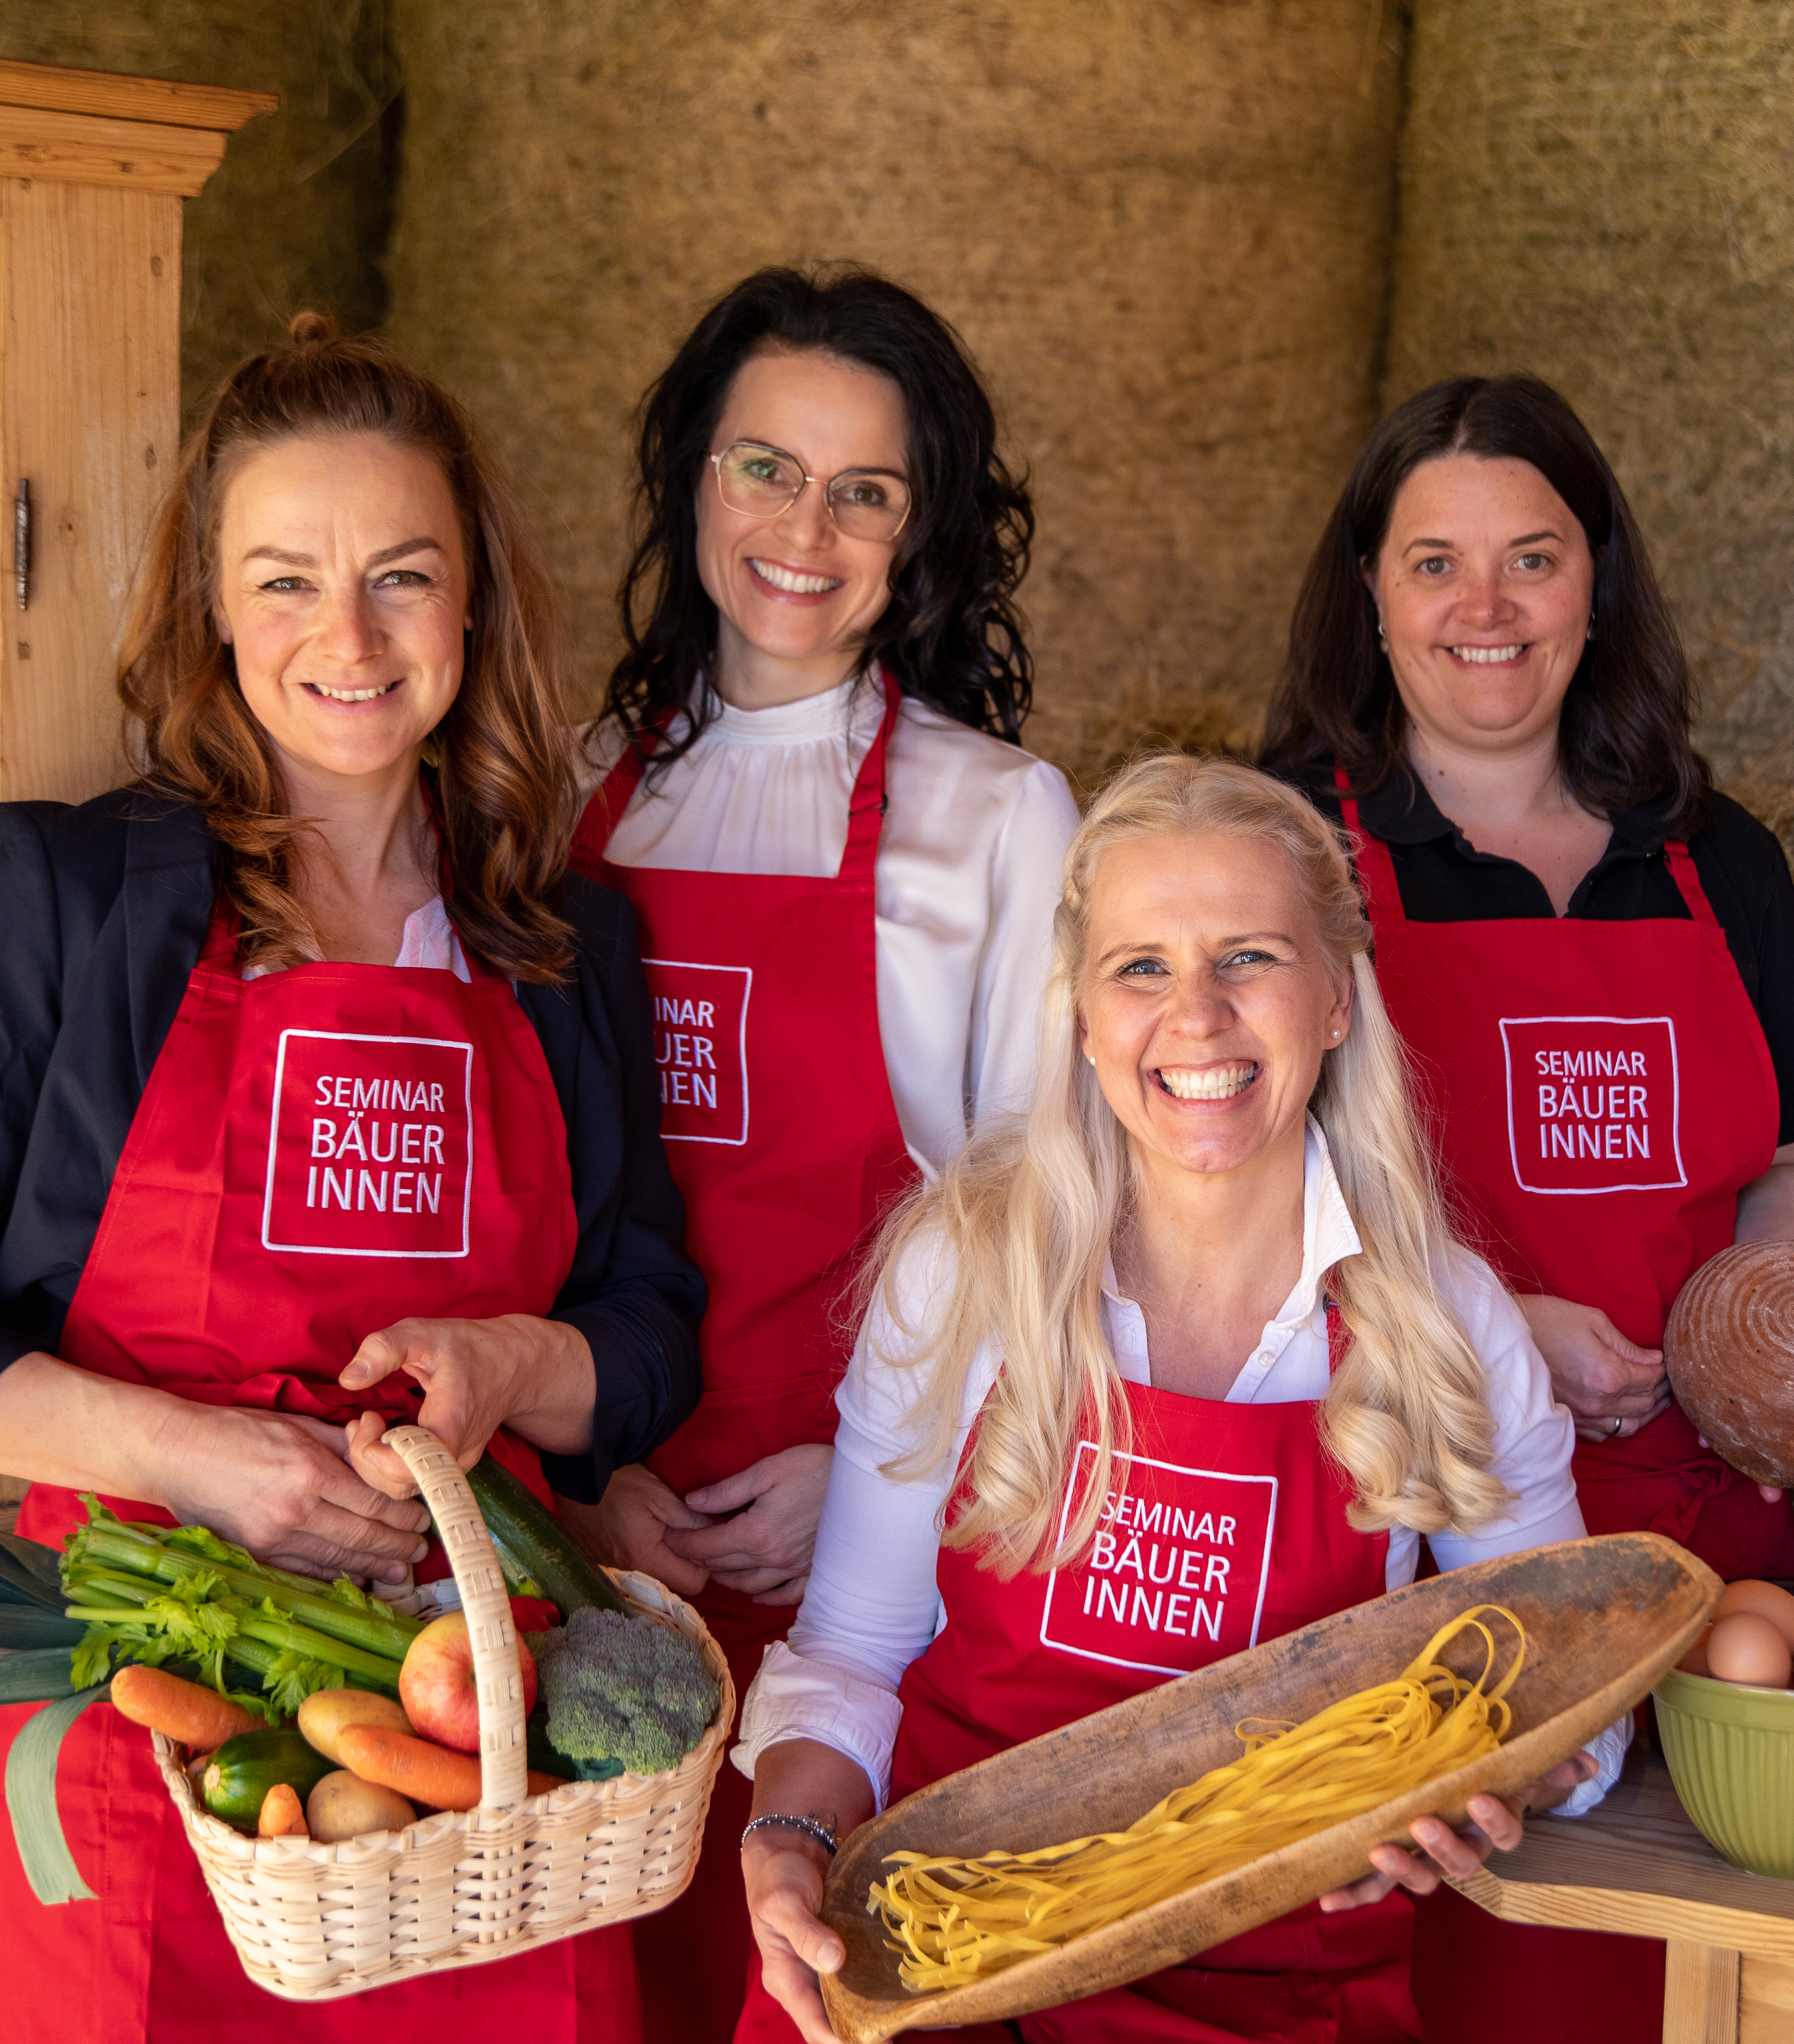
[0,313,703,2044]
[1262,371,1794,2044]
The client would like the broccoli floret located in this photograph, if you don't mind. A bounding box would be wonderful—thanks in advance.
[532,1606,721,1778]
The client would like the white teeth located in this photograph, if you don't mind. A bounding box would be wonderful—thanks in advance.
[751,559,841,595]
[313,681,396,702]
[1157,1063,1258,1101]
[1449,645,1525,664]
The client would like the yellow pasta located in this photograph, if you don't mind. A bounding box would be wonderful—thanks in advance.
[870,1604,1526,1994]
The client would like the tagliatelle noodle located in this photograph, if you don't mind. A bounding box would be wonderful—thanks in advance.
[869,1604,1526,1994]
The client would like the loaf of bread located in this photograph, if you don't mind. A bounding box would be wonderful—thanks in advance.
[1664,1242,1794,1488]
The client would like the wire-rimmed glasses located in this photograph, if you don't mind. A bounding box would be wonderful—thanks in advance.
[709,440,913,543]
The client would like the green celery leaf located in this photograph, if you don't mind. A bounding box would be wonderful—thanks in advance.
[263,1650,346,1716]
[4,1687,109,1903]
[326,1577,372,1611]
[69,1628,117,1690]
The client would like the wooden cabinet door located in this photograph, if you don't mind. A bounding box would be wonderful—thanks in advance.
[1,177,181,803]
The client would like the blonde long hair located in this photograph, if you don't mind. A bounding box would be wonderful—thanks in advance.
[872,754,1511,1575]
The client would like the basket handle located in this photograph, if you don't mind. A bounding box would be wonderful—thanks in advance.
[379,1424,529,1811]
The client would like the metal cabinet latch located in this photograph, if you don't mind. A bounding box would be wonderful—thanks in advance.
[13,480,27,611]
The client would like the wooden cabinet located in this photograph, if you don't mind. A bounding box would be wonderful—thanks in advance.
[0,60,273,804]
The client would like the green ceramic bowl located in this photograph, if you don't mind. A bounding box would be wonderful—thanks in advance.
[1655,1665,1794,1879]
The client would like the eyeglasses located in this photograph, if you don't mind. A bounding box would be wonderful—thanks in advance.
[709,440,913,544]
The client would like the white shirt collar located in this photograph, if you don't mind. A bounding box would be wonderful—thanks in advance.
[693,670,880,749]
[1102,1115,1363,1393]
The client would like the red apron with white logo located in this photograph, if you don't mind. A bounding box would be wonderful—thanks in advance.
[571,671,920,2042]
[736,1312,1419,2044]
[1338,770,1785,2044]
[0,902,639,2044]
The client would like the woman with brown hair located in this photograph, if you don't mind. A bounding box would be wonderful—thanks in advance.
[1261,372,1794,2044]
[0,313,703,2044]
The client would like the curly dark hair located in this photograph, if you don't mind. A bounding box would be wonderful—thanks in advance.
[603,265,1034,756]
[1260,373,1710,834]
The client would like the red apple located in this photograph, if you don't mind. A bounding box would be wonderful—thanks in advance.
[398,1612,539,1755]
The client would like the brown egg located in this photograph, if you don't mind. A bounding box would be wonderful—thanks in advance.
[1705,1611,1794,1689]
[1714,1579,1794,1650]
[1678,1623,1713,1677]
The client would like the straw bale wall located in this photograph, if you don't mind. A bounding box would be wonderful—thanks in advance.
[1385,1,1794,835]
[384,0,1404,768]
[6,4,400,426]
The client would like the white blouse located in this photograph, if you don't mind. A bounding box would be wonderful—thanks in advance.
[582,675,1082,1170]
[244,896,470,980]
[735,1120,1628,1814]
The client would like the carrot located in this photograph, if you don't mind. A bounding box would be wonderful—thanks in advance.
[257,1782,309,1838]
[335,1724,568,1810]
[110,1666,260,1747]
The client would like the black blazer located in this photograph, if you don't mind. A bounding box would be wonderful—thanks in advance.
[0,790,704,1502]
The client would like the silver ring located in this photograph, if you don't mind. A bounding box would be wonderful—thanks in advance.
[1611,1415,1624,1437]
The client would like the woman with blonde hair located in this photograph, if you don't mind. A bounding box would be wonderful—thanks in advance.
[0,313,702,2043]
[731,754,1620,2044]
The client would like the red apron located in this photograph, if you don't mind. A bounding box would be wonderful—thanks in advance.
[737,1312,1419,2044]
[571,671,920,2043]
[0,902,639,2044]
[1337,770,1786,2044]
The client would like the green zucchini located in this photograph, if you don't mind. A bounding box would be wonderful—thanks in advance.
[201,1728,334,1832]
[465,1456,622,1617]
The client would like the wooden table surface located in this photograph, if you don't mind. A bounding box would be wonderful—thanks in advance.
[1456,1742,1794,2042]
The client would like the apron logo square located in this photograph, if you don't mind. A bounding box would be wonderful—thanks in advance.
[1500,1015,1687,1195]
[1039,1444,1277,1677]
[645,960,751,1146]
[261,1030,474,1257]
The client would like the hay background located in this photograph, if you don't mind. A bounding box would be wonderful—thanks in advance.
[1385,0,1794,836]
[4,3,401,427]
[382,0,1404,769]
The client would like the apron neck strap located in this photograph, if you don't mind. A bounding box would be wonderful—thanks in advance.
[835,666,902,884]
[1663,838,1722,930]
[1333,761,1404,926]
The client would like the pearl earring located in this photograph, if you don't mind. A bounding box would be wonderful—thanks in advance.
[1332,1028,1341,1038]
[1586,610,1597,642]
[1376,621,1387,647]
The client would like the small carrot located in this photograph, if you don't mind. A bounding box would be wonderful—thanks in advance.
[111,1666,260,1747]
[336,1724,567,1810]
[258,1782,309,1838]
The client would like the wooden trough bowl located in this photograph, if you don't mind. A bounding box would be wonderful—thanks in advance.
[818,1533,1718,2041]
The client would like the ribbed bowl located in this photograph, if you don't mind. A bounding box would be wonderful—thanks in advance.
[1655,1665,1794,1879]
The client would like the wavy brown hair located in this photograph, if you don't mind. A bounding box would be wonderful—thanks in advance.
[119,311,579,981]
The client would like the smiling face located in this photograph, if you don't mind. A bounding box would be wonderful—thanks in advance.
[213,431,471,790]
[694,347,908,706]
[1077,832,1353,1192]
[1368,453,1597,761]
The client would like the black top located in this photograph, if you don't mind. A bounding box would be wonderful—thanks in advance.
[0,792,705,1502]
[1290,764,1794,1145]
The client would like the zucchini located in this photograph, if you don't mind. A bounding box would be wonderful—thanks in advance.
[201,1729,335,1832]
[465,1456,622,1617]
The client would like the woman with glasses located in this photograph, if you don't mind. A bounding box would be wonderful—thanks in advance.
[567,265,1080,2040]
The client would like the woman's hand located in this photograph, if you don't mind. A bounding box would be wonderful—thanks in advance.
[1514,1294,1669,1442]
[556,1463,717,1598]
[743,1829,844,2044]
[337,1313,595,1498]
[667,1443,835,1603]
[1317,1751,1597,1912]
[154,1402,431,1583]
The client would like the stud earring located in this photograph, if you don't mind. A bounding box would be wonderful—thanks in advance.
[1331,1028,1341,1038]
[1586,610,1597,643]
[1377,621,1387,647]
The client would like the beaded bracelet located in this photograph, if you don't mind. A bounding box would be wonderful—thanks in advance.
[742,1812,839,1856]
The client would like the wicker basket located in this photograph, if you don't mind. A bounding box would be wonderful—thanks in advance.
[148,1424,735,2001]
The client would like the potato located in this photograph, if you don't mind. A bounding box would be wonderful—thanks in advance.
[305,1769,417,1843]
[297,1688,413,1764]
